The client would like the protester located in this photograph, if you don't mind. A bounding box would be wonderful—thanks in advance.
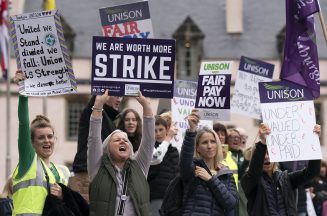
[12,70,70,215]
[227,128,249,178]
[214,122,228,144]
[148,116,179,215]
[214,123,238,187]
[241,123,321,216]
[70,94,121,202]
[179,109,238,215]
[280,160,310,216]
[88,90,155,215]
[116,108,142,152]
[235,127,248,149]
[310,160,327,215]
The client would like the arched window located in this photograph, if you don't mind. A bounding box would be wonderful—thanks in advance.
[173,16,204,80]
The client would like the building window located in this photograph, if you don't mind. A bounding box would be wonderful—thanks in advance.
[173,16,205,80]
[226,0,243,33]
[66,95,89,141]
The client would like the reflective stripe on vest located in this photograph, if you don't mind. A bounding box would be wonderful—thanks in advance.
[16,213,42,216]
[12,156,68,215]
[13,157,51,193]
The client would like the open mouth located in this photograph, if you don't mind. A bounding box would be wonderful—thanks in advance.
[264,162,270,165]
[43,145,51,150]
[119,146,127,152]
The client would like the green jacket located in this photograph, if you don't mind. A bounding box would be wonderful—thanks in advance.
[89,153,150,216]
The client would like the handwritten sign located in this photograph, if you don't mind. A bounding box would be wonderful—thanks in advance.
[259,80,321,162]
[172,80,212,150]
[10,10,77,96]
[231,56,274,119]
[99,1,153,39]
[91,36,175,98]
[195,61,232,121]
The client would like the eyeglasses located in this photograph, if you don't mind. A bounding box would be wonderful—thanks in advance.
[228,136,241,142]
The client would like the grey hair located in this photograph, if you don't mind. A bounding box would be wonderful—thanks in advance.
[102,129,135,159]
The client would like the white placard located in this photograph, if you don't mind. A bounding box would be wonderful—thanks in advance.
[261,101,321,162]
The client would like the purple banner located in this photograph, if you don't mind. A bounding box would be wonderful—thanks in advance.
[280,0,320,98]
[91,36,175,98]
[259,80,315,104]
[195,74,231,109]
[239,56,274,78]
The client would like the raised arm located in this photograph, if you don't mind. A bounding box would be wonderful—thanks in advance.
[241,123,270,197]
[134,92,155,176]
[180,109,199,181]
[151,125,177,165]
[15,71,35,178]
[87,91,110,181]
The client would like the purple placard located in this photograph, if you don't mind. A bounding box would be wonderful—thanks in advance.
[99,1,151,25]
[259,80,315,104]
[195,74,231,109]
[99,1,153,38]
[239,56,274,78]
[174,80,197,99]
[91,36,175,98]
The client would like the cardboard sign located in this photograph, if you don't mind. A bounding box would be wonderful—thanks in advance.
[172,80,212,150]
[259,80,321,162]
[9,10,77,96]
[195,61,232,121]
[99,1,153,39]
[231,56,274,119]
[91,36,175,98]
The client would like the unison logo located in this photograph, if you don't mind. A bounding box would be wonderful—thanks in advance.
[243,62,269,76]
[267,89,304,100]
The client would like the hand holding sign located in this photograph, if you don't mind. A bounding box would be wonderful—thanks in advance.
[14,70,26,85]
[259,123,271,145]
[187,109,200,132]
[94,89,110,109]
[135,91,153,117]
[313,124,321,136]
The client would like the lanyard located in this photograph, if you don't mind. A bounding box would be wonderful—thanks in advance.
[117,170,129,216]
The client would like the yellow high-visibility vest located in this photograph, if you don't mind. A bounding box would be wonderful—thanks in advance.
[222,151,239,190]
[12,155,70,216]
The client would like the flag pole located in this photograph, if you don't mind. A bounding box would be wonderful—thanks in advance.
[5,0,11,179]
[318,11,327,44]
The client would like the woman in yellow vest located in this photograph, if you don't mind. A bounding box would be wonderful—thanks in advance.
[12,70,70,215]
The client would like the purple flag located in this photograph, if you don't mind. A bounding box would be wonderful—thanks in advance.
[280,0,320,98]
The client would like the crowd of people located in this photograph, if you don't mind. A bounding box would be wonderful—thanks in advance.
[2,70,326,216]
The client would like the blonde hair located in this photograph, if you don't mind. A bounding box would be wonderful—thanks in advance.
[194,127,223,170]
[30,115,54,141]
[159,111,172,128]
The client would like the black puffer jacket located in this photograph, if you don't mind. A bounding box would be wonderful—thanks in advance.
[148,143,179,200]
[241,142,321,216]
[180,131,239,216]
[72,96,119,173]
